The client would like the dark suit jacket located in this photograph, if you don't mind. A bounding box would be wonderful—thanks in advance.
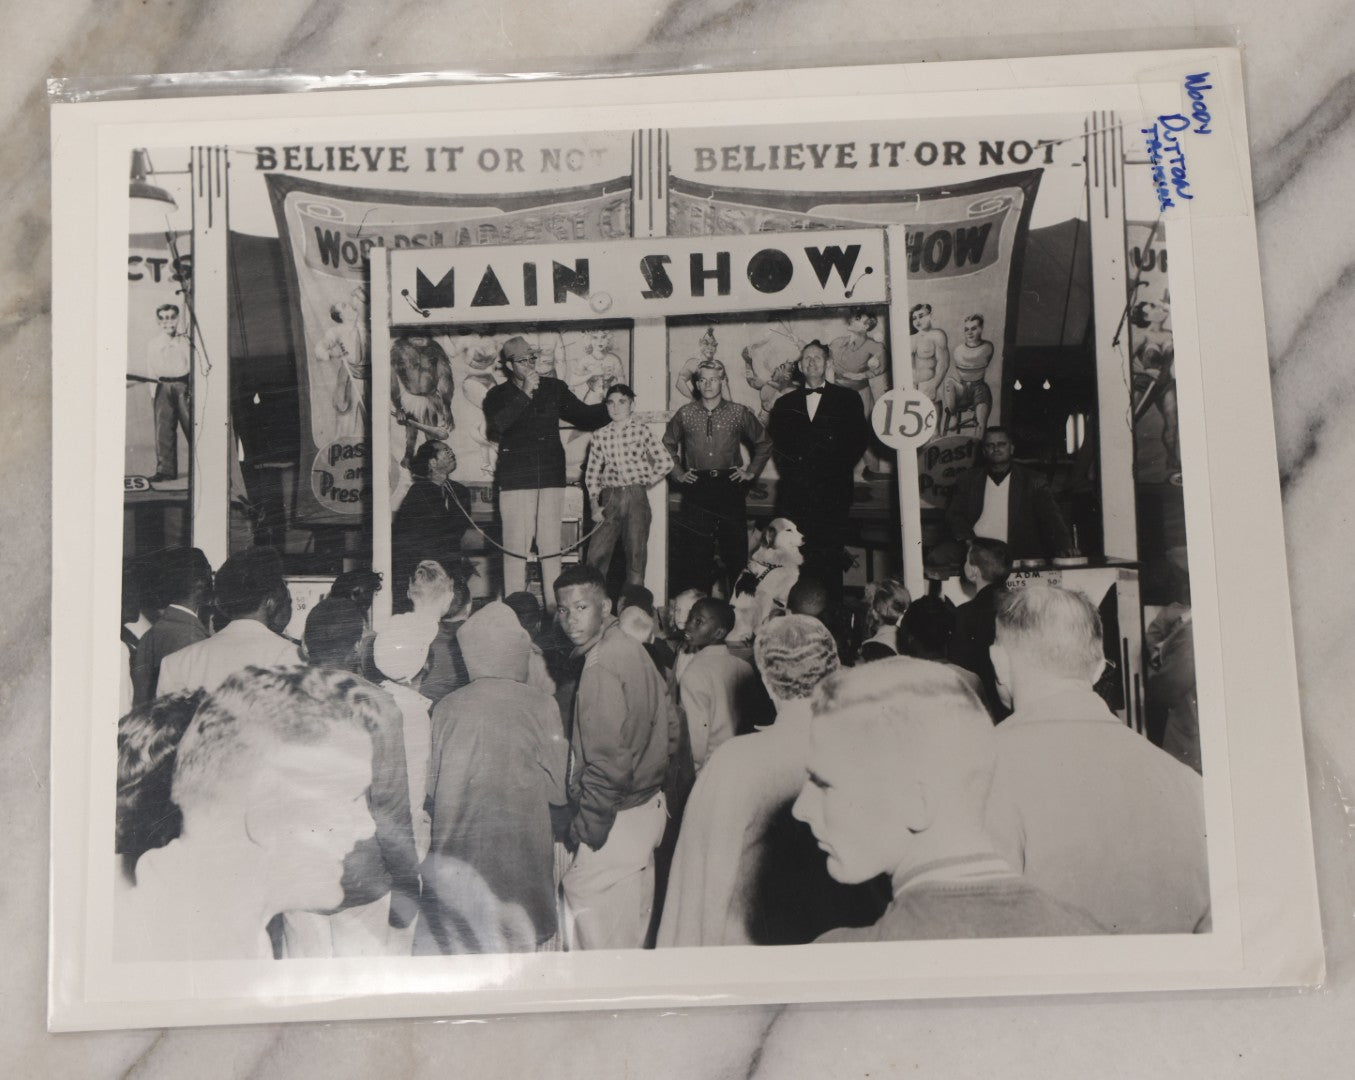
[944,463,1072,559]
[131,605,208,705]
[948,583,1007,718]
[390,479,473,609]
[767,384,871,513]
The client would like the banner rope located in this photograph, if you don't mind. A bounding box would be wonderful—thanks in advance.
[438,478,605,563]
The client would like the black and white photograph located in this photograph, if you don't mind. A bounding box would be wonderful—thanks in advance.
[50,51,1320,1029]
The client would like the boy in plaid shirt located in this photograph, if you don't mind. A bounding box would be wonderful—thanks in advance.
[585,384,674,587]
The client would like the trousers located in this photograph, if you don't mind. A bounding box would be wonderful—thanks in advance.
[499,486,565,603]
[153,380,191,478]
[587,484,652,586]
[672,472,748,594]
[561,792,666,950]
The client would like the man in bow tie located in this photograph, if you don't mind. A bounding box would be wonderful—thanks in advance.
[767,340,873,600]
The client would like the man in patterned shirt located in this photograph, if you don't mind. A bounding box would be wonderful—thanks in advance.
[663,359,772,594]
[585,384,674,588]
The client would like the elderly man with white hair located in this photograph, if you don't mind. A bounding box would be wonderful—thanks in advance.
[658,614,887,947]
[794,657,1104,942]
[983,584,1210,934]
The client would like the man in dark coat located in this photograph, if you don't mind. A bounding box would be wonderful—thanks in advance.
[483,336,608,606]
[130,547,213,705]
[767,340,872,600]
[947,537,1011,719]
[389,440,472,613]
[944,426,1072,561]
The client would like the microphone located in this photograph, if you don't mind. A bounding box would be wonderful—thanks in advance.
[400,289,431,318]
[844,265,874,299]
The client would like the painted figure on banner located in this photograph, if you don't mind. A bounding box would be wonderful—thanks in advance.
[455,334,506,480]
[562,327,626,404]
[828,309,889,478]
[672,327,724,405]
[910,303,950,406]
[314,285,371,441]
[391,334,455,470]
[741,322,802,425]
[1130,296,1181,485]
[940,312,995,436]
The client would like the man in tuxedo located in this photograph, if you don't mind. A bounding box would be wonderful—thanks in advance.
[767,340,872,599]
[944,426,1072,562]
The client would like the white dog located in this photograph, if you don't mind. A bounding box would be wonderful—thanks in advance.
[729,517,805,643]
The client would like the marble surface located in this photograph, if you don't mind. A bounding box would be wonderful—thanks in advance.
[7,2,1355,1076]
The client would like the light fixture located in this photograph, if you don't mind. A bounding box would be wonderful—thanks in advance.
[1041,378,1052,390]
[129,149,177,233]
[1013,378,1023,391]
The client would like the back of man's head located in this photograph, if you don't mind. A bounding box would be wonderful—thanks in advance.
[171,666,377,824]
[754,614,839,702]
[213,547,286,621]
[814,657,997,814]
[330,569,381,612]
[618,583,655,617]
[899,595,956,661]
[159,548,213,608]
[304,597,366,670]
[966,538,1011,587]
[787,576,831,619]
[503,590,543,635]
[995,584,1103,684]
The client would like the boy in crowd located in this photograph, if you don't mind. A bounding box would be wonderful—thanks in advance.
[131,547,213,706]
[157,547,300,697]
[676,597,756,771]
[553,564,678,950]
[584,383,674,588]
[417,602,568,954]
[660,615,873,947]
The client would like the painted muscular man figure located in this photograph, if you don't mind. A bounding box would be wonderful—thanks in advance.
[909,303,950,404]
[391,335,456,470]
[940,313,996,435]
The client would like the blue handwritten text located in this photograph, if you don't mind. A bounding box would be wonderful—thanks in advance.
[1183,72,1213,134]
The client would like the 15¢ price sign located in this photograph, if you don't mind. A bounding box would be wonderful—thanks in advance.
[871,389,937,450]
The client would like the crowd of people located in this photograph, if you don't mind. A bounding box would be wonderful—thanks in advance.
[115,520,1210,961]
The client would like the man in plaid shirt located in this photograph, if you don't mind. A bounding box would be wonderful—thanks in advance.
[585,384,674,587]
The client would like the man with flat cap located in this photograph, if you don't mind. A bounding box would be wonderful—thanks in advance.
[483,335,610,607]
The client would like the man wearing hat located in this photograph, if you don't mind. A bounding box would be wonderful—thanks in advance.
[483,335,609,606]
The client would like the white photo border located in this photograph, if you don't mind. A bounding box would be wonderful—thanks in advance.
[50,48,1321,1031]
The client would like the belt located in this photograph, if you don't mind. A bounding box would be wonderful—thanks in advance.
[158,375,189,383]
[694,468,736,478]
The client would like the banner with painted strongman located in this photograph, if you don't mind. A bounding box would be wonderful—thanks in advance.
[267,174,632,525]
[665,168,1040,509]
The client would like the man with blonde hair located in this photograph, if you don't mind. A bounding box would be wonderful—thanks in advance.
[115,667,382,961]
[984,584,1210,934]
[659,615,885,946]
[793,657,1103,942]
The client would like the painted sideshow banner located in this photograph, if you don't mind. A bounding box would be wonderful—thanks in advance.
[666,169,1040,510]
[1126,220,1178,485]
[125,233,192,486]
[266,173,632,525]
[389,322,633,494]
